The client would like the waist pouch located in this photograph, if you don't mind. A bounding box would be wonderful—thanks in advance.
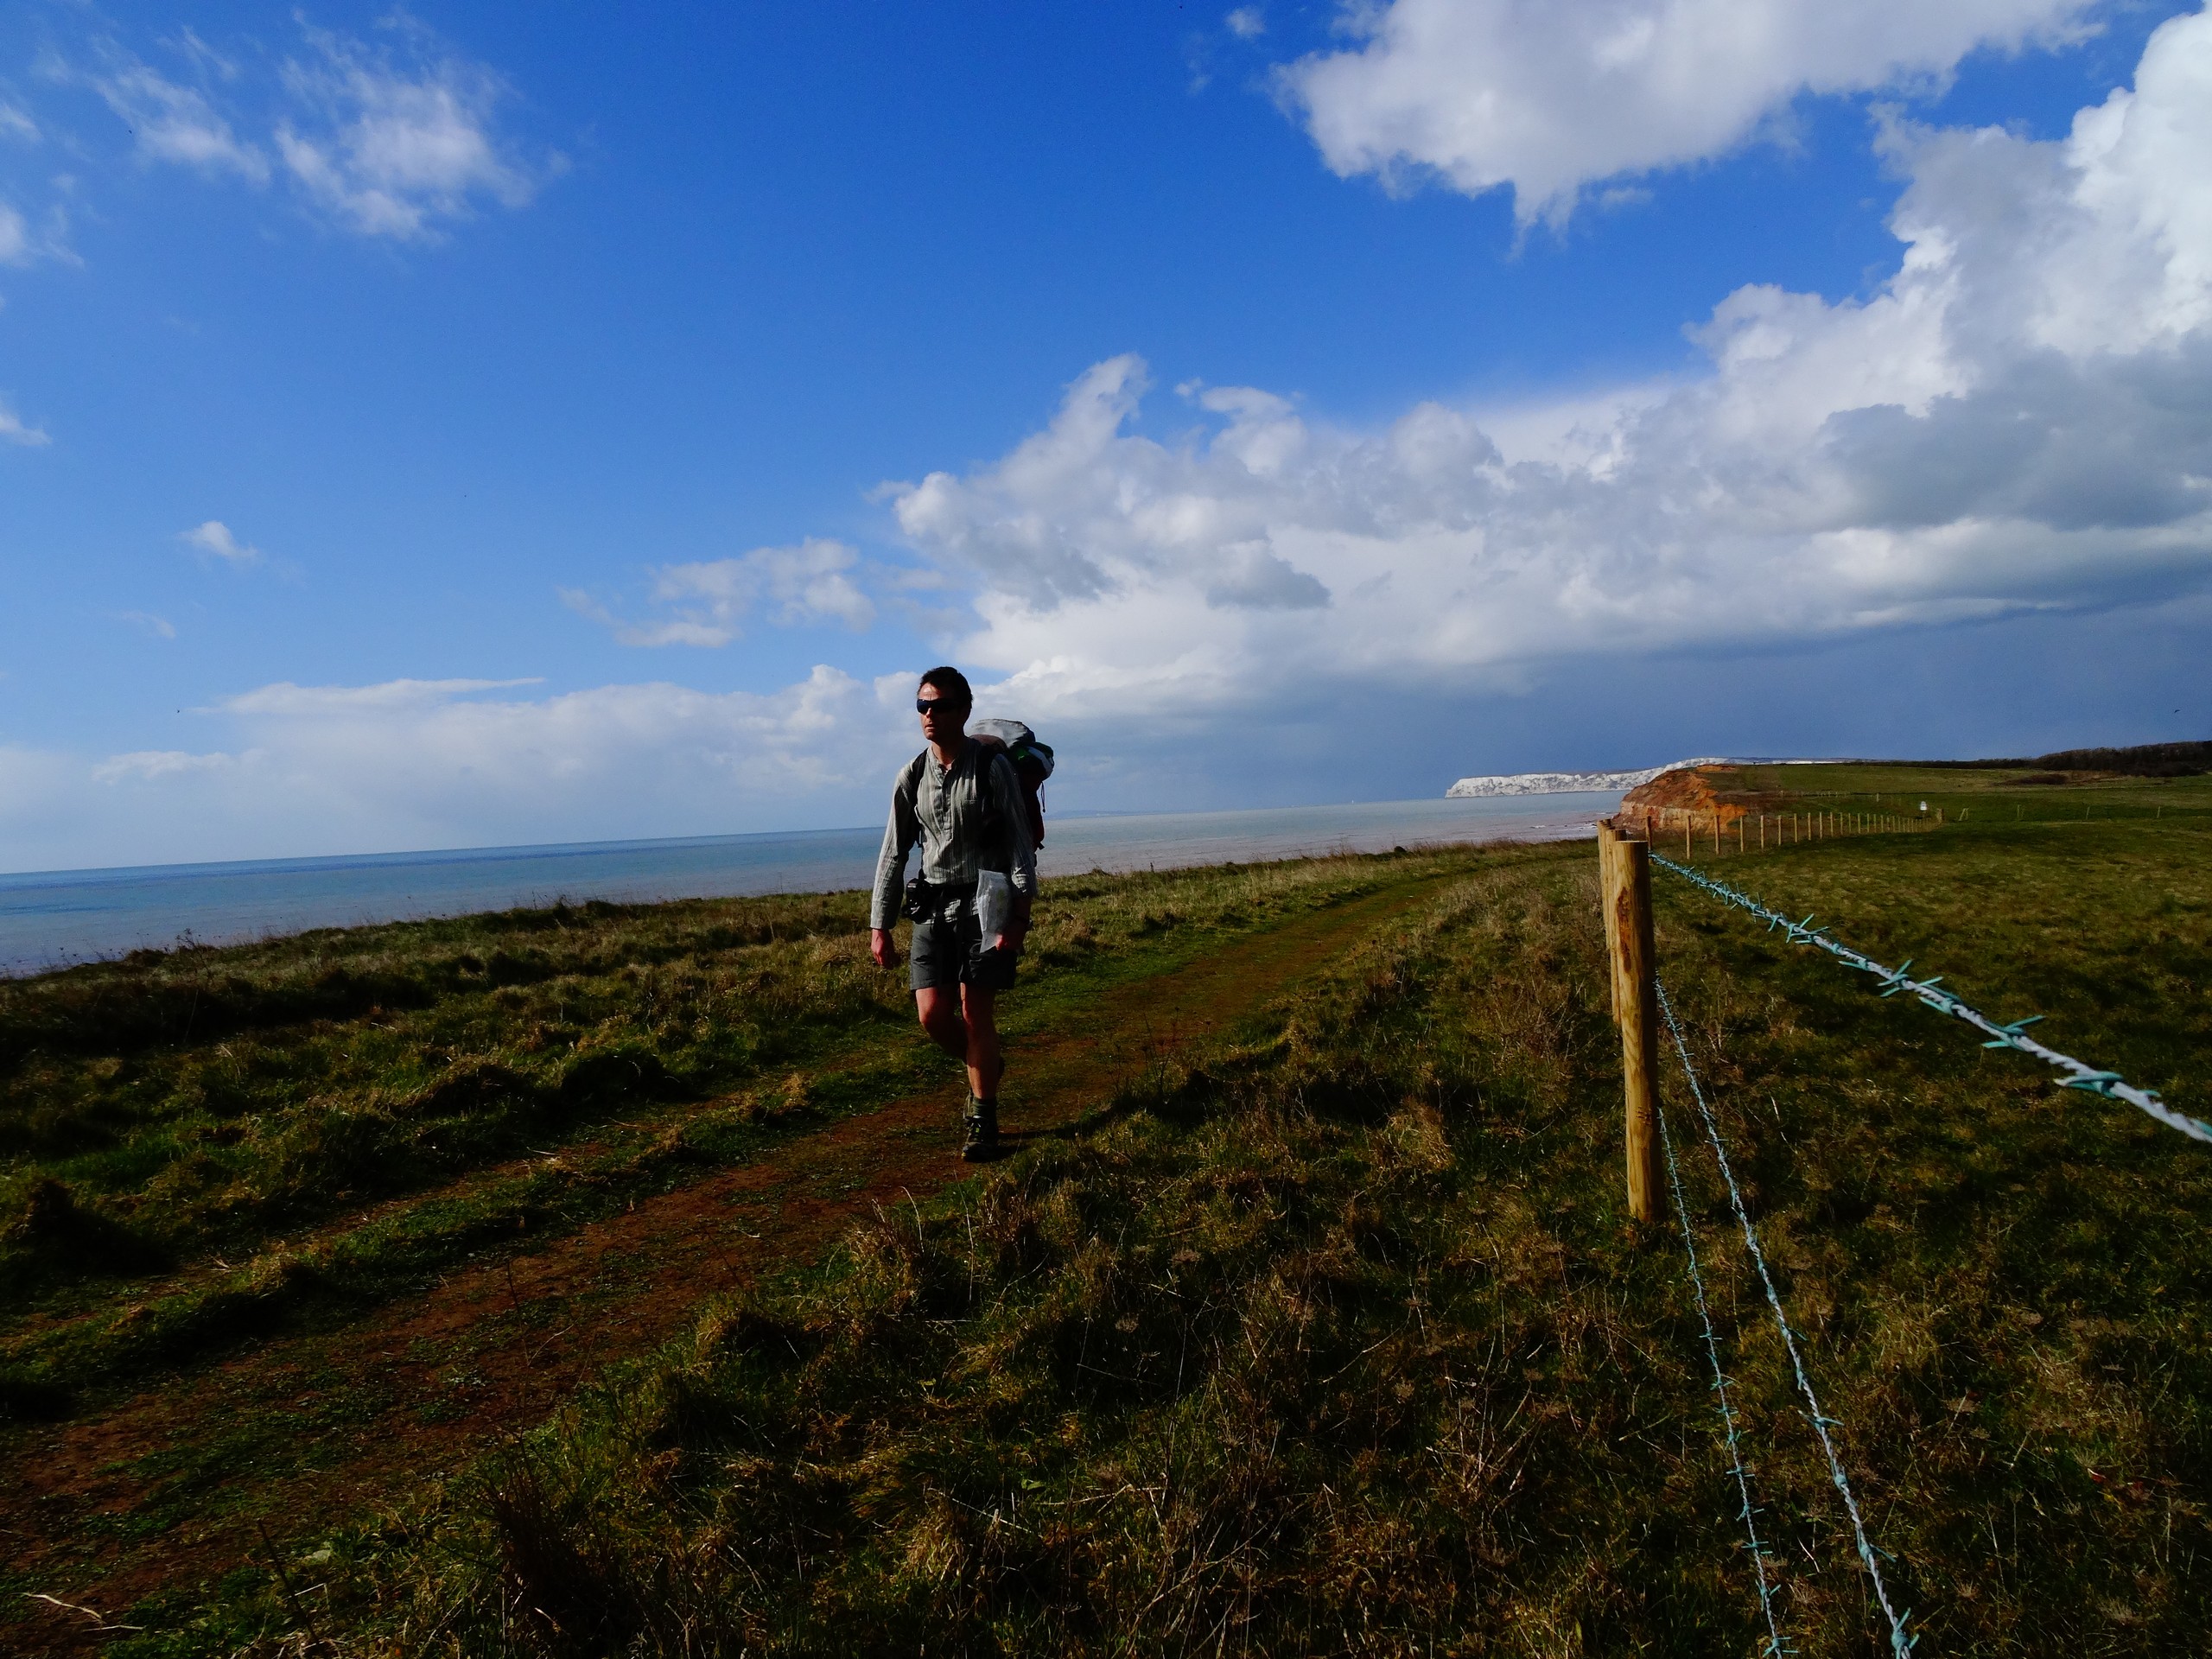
[902,876,977,923]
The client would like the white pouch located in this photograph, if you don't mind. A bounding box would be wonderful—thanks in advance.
[974,869,1013,942]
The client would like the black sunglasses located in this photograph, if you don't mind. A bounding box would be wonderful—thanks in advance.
[916,696,968,716]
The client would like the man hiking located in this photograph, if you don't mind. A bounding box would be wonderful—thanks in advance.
[870,666,1036,1160]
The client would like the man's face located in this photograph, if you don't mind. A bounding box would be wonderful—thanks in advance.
[917,683,967,745]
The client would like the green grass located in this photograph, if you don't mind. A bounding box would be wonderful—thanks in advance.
[0,852,1469,1416]
[109,772,2211,1656]
[1719,762,2212,830]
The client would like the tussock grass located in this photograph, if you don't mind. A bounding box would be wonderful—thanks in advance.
[22,779,2212,1654]
[0,853,1465,1415]
[159,791,2212,1654]
[2,894,880,1273]
[205,868,1678,1656]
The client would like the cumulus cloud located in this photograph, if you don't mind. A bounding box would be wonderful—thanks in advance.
[180,519,259,563]
[275,22,555,239]
[1278,0,2099,222]
[568,539,877,647]
[1226,8,1268,41]
[894,6,2212,721]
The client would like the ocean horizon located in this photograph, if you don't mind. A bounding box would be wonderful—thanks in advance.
[0,791,1622,976]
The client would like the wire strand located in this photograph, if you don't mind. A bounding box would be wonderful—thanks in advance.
[1654,855,2209,1146]
[1656,976,1916,1656]
[1654,1083,1791,1655]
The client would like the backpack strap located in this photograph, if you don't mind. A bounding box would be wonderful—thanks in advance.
[977,747,1014,852]
[898,745,1016,850]
[895,750,929,815]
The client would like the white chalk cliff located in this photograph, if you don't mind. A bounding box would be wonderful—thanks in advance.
[1446,759,1729,798]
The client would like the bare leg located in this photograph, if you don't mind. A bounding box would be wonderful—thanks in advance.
[916,987,967,1061]
[959,983,1001,1101]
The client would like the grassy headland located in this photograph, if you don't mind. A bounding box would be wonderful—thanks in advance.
[7,769,2211,1654]
[1,852,1483,1425]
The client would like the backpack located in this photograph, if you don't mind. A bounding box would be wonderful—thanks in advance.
[968,718,1056,846]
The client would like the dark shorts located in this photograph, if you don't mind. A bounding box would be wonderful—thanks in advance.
[911,907,1018,994]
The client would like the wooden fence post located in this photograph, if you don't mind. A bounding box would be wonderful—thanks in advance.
[1599,822,1624,1020]
[1601,822,1662,1225]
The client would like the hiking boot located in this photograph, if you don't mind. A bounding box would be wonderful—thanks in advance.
[961,1096,1000,1161]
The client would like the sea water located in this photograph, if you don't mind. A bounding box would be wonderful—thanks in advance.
[0,792,1621,976]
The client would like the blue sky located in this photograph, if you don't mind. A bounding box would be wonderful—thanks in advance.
[2,0,2209,871]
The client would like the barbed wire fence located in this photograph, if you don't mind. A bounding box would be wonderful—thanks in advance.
[1656,977,1916,1656]
[1626,823,2206,1652]
[1649,1035,1791,1656]
[1653,855,2210,1146]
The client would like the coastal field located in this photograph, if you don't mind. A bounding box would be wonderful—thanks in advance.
[4,765,2210,1654]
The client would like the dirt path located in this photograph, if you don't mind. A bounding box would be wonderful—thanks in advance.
[3,874,1451,1653]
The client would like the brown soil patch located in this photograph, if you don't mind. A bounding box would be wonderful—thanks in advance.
[1620,765,1749,825]
[2,874,1452,1653]
[1618,766,1832,837]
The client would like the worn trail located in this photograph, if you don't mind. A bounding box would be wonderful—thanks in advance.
[3,874,1452,1653]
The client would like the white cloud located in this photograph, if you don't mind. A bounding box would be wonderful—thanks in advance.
[893,7,2212,722]
[87,59,270,181]
[219,677,543,716]
[37,20,550,243]
[276,22,553,240]
[0,104,35,143]
[13,10,2209,874]
[0,193,75,269]
[3,669,921,870]
[118,610,177,639]
[92,748,238,784]
[1278,0,2100,223]
[560,587,735,649]
[569,539,877,647]
[0,393,50,446]
[169,28,242,85]
[658,540,877,632]
[1227,7,1268,41]
[180,519,259,563]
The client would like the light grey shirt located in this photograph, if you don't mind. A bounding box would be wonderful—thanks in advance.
[869,740,1038,930]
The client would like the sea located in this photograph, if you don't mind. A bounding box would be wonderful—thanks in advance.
[0,792,1622,977]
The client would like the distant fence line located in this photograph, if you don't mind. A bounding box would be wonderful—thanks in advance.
[1625,797,2200,859]
[1624,805,1932,858]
